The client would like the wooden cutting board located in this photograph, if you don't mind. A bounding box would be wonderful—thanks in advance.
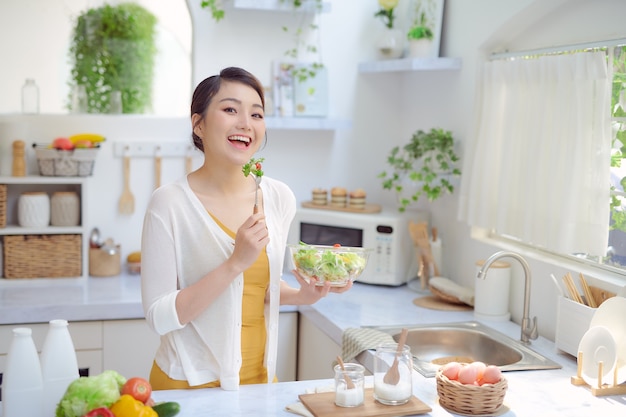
[299,388,432,417]
[301,201,382,213]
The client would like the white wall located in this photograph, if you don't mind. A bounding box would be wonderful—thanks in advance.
[1,0,626,341]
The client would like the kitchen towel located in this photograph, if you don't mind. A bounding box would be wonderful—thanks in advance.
[341,328,395,363]
[285,385,334,417]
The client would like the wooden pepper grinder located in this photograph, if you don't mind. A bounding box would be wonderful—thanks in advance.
[12,140,26,176]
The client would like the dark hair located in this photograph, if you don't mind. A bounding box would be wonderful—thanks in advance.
[190,67,265,152]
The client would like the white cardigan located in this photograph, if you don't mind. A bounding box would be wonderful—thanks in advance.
[141,175,296,390]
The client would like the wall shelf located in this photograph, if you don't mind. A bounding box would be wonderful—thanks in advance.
[265,116,351,131]
[358,57,462,73]
[232,0,331,13]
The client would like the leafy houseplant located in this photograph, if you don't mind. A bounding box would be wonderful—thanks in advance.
[407,11,434,58]
[407,12,434,41]
[379,128,461,212]
[68,3,157,114]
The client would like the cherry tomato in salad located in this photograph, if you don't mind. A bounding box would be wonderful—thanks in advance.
[121,377,152,404]
[333,243,341,247]
[83,407,115,417]
[255,162,262,170]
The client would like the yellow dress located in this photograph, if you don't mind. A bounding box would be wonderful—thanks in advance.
[149,214,269,389]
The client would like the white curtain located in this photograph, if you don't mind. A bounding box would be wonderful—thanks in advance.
[458,51,612,257]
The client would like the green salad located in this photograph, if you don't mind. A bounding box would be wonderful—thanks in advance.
[291,243,368,285]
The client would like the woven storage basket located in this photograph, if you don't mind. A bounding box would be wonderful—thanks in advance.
[0,184,6,228]
[430,284,466,305]
[3,234,82,278]
[34,145,99,177]
[436,367,507,415]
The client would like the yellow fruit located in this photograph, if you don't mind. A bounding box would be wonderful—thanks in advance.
[69,133,106,144]
[127,251,141,263]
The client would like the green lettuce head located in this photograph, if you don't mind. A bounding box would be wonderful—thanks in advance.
[56,370,126,417]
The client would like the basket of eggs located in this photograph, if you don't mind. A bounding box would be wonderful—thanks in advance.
[436,361,507,415]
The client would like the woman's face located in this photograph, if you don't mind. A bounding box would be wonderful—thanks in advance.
[194,80,265,166]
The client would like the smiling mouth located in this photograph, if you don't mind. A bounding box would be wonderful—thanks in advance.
[229,135,251,147]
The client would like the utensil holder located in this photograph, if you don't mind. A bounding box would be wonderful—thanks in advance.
[89,247,121,277]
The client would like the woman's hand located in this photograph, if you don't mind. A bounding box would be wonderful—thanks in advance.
[230,212,269,272]
[287,269,353,305]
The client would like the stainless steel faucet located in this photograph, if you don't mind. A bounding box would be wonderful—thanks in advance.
[476,251,538,344]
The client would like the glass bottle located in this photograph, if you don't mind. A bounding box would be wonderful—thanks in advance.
[21,78,39,114]
[3,328,44,417]
[40,319,79,416]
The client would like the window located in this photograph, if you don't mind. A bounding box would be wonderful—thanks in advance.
[459,41,626,278]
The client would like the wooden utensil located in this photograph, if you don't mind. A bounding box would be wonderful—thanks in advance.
[562,272,583,304]
[336,356,356,389]
[383,328,408,385]
[579,273,597,308]
[118,151,135,215]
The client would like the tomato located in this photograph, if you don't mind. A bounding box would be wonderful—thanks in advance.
[121,377,152,404]
[333,243,341,247]
[255,162,262,170]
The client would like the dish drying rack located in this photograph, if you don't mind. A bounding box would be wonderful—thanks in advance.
[571,351,626,396]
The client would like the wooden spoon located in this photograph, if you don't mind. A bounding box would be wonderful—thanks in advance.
[383,328,408,385]
[336,356,356,389]
[118,151,135,215]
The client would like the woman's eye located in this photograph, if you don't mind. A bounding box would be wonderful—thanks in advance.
[252,112,264,119]
[224,107,236,113]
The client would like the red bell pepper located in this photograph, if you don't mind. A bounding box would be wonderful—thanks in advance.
[83,407,115,417]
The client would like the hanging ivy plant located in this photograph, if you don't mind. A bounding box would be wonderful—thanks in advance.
[200,0,324,83]
[68,3,157,114]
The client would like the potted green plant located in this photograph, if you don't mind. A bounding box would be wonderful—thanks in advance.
[407,12,434,58]
[379,128,461,212]
[68,3,157,114]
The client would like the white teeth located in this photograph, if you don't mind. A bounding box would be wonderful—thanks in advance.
[229,135,250,143]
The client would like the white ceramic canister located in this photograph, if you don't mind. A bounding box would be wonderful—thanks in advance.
[40,319,79,416]
[373,342,413,405]
[18,191,50,227]
[50,191,80,227]
[474,260,512,321]
[3,328,44,417]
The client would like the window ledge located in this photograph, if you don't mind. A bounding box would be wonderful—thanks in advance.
[471,227,626,294]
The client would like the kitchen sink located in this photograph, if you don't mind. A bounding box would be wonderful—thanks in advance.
[370,321,562,377]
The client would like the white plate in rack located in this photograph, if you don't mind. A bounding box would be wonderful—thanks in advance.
[589,296,626,385]
[578,325,617,387]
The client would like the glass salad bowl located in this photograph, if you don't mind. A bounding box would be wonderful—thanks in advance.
[288,243,371,287]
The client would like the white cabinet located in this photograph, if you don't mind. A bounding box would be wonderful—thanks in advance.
[277,311,298,382]
[0,321,103,381]
[0,176,88,278]
[297,314,340,381]
[103,319,160,380]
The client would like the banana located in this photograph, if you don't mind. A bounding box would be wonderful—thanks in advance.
[69,133,106,144]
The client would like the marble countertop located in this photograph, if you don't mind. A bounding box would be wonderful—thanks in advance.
[1,274,625,416]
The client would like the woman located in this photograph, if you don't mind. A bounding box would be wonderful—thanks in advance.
[141,67,351,391]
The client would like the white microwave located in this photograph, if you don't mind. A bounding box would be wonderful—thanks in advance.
[287,207,429,286]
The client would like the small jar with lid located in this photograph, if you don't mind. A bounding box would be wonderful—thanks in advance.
[50,192,80,227]
[18,192,50,228]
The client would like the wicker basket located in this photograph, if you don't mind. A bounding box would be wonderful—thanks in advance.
[430,284,466,305]
[34,145,99,177]
[436,367,507,415]
[0,184,6,228]
[3,234,82,278]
